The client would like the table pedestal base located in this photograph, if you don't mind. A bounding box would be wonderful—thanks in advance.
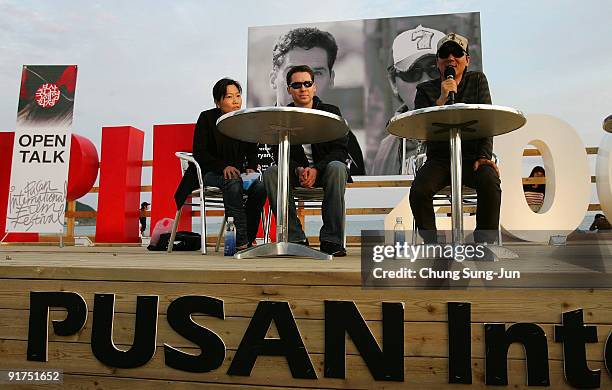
[235,242,332,260]
[483,245,519,260]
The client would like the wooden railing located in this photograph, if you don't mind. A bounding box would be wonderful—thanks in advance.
[64,147,601,241]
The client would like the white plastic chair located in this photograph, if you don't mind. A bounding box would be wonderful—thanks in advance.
[168,152,229,254]
[168,152,270,254]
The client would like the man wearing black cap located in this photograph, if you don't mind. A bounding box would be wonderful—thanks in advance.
[409,32,501,243]
[139,202,150,237]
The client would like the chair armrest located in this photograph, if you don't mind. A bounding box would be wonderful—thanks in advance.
[176,152,204,189]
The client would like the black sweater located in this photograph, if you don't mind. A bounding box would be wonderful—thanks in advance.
[174,108,258,208]
[286,96,349,176]
[193,107,258,174]
[414,71,493,161]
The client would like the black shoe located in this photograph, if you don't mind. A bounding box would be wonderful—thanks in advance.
[320,241,346,257]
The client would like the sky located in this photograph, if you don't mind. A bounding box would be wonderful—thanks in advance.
[1,0,611,208]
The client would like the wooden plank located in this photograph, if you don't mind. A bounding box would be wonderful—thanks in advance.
[67,200,603,218]
[522,147,598,156]
[521,176,597,184]
[0,339,608,389]
[67,208,397,218]
[2,243,611,274]
[65,201,76,239]
[23,374,310,390]
[348,180,412,188]
[303,208,393,216]
[86,177,596,196]
[78,178,600,221]
[586,147,599,155]
[521,177,545,185]
[307,203,600,215]
[81,146,599,199]
[589,204,602,211]
[68,210,222,218]
[306,236,362,245]
[89,185,152,194]
[140,151,600,163]
[65,211,97,218]
[0,308,608,361]
[0,279,611,324]
[86,176,602,197]
[33,237,140,246]
[297,201,306,226]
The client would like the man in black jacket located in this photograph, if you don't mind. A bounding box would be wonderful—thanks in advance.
[263,65,349,256]
[409,32,501,243]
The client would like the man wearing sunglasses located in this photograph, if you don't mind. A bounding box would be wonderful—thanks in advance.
[372,25,446,175]
[409,32,501,244]
[263,65,349,257]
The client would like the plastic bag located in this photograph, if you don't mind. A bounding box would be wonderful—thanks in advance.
[149,218,174,247]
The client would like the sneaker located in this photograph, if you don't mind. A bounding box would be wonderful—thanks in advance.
[320,241,346,257]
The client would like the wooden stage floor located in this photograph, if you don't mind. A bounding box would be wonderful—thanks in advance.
[1,243,611,389]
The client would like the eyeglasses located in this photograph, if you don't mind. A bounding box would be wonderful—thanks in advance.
[437,45,466,59]
[391,57,439,83]
[288,80,314,89]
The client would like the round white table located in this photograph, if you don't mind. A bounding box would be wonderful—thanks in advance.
[387,104,526,259]
[218,106,349,260]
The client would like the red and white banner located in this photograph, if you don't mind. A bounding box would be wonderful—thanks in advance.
[6,65,78,233]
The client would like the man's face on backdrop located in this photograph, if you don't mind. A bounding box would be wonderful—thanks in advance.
[270,47,334,106]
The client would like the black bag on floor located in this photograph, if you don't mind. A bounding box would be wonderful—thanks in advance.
[147,231,201,251]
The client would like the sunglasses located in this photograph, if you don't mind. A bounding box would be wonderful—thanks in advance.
[437,45,466,59]
[391,57,439,83]
[288,80,314,89]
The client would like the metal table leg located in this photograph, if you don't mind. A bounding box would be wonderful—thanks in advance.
[235,129,331,260]
[449,127,464,244]
[448,126,516,260]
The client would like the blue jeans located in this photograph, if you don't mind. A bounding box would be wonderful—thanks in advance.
[203,172,267,247]
[263,160,348,245]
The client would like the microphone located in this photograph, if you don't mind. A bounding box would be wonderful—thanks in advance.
[444,66,456,105]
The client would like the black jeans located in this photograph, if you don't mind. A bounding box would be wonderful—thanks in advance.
[409,158,501,243]
[203,172,267,247]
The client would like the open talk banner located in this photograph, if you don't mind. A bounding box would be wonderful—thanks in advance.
[6,65,78,233]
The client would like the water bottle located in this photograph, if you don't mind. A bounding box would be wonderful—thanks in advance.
[394,217,406,247]
[224,217,236,256]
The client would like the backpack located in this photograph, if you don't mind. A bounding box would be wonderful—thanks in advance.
[147,231,201,251]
